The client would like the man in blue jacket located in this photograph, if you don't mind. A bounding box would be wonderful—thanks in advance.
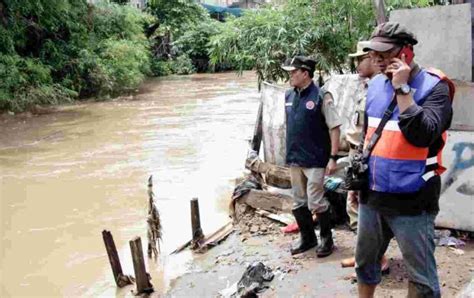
[282,56,341,257]
[356,22,453,298]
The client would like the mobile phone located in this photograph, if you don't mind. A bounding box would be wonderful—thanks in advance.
[398,46,414,65]
[387,46,414,79]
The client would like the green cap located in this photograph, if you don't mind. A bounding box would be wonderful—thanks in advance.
[364,22,418,52]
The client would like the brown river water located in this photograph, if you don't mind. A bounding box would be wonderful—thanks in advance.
[0,72,260,297]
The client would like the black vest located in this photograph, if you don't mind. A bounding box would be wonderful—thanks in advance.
[285,82,330,168]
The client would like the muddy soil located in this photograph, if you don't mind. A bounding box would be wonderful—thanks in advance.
[168,206,474,297]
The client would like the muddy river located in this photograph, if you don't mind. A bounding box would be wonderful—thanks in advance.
[0,72,260,296]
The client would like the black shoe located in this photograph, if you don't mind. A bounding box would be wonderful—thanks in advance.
[290,207,317,255]
[316,210,334,258]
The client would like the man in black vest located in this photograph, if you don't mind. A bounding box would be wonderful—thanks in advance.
[282,56,341,257]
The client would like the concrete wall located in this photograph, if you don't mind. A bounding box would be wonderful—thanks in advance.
[390,3,472,81]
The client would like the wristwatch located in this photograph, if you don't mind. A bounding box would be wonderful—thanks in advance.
[395,83,411,95]
[330,154,338,161]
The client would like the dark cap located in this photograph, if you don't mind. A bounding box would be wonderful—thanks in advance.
[281,56,316,73]
[364,22,418,52]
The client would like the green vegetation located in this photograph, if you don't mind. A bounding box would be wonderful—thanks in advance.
[208,0,446,87]
[209,0,375,86]
[147,0,230,74]
[0,0,153,112]
[0,0,451,112]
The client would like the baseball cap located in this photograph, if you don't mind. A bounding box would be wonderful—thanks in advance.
[363,22,418,52]
[281,56,316,73]
[348,41,371,57]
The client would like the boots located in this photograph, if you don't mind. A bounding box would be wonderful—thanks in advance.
[290,207,318,255]
[316,210,334,258]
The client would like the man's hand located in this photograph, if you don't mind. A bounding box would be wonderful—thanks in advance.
[386,53,411,89]
[347,190,359,204]
[325,159,337,176]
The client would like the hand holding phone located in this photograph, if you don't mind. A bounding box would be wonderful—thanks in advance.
[386,46,414,81]
[398,46,414,65]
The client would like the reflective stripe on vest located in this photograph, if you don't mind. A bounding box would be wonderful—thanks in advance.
[365,70,441,193]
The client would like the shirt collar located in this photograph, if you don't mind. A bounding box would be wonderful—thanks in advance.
[408,63,421,84]
[295,81,316,96]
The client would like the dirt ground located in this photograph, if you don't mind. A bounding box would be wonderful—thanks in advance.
[168,205,474,297]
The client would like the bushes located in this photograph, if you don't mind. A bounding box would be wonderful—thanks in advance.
[0,0,154,112]
[98,39,150,94]
[171,55,196,75]
[150,60,173,77]
[0,54,76,111]
[150,55,196,77]
[209,0,375,86]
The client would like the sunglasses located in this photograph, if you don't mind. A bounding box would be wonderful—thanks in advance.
[369,46,402,60]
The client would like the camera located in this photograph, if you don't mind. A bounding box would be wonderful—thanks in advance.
[344,152,368,191]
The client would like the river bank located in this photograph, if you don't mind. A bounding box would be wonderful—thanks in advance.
[168,208,474,297]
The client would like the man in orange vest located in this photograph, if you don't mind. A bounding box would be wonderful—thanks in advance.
[355,22,453,298]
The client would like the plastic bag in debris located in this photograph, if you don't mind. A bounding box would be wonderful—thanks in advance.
[434,229,466,248]
[237,262,274,297]
[229,173,262,220]
[324,176,344,192]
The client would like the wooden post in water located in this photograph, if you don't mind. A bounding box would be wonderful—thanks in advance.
[102,230,124,287]
[129,237,154,294]
[190,197,204,248]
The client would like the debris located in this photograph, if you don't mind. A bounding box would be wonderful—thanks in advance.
[198,222,234,250]
[255,209,293,226]
[146,176,162,259]
[237,262,274,297]
[273,269,287,281]
[435,229,451,239]
[219,281,238,298]
[245,154,291,189]
[324,176,344,193]
[449,247,465,255]
[170,239,192,255]
[229,173,263,220]
[171,221,234,254]
[238,189,293,214]
[437,236,466,248]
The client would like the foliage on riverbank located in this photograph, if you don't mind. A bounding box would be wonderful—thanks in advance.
[0,0,449,112]
[208,0,446,86]
[0,0,153,112]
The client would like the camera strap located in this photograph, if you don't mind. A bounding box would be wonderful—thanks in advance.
[362,93,397,161]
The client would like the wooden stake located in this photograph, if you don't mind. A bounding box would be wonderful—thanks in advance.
[129,237,154,294]
[102,230,123,287]
[190,197,204,248]
[250,101,263,154]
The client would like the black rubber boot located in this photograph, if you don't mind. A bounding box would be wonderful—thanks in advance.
[316,210,334,258]
[290,207,318,255]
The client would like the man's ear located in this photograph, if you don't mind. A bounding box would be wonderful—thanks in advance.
[303,69,310,79]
